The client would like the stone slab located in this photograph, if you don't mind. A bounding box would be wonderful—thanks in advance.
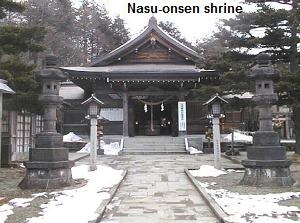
[184,169,229,223]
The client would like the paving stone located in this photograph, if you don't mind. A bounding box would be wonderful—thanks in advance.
[97,154,228,222]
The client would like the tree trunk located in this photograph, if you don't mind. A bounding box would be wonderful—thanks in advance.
[290,0,299,74]
[293,104,300,154]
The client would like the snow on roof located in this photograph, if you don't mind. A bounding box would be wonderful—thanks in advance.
[224,92,254,99]
[59,82,85,100]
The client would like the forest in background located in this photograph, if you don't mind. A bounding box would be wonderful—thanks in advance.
[0,0,299,153]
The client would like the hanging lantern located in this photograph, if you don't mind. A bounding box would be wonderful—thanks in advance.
[144,104,148,112]
[161,103,164,111]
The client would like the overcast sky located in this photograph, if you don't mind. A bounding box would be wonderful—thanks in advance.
[72,0,248,43]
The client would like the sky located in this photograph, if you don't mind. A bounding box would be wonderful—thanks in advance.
[72,0,247,43]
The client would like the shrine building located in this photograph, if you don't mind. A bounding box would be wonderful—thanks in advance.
[61,17,220,137]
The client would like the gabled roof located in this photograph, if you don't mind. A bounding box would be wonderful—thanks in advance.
[81,94,104,105]
[90,17,200,67]
[203,94,228,106]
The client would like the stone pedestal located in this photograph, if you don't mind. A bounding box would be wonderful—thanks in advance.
[241,132,294,186]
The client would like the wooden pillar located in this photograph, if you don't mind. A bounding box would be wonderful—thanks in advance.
[171,102,178,137]
[122,91,129,137]
[128,100,135,137]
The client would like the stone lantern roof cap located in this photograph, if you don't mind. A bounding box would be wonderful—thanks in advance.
[203,94,228,106]
[40,68,67,80]
[40,54,67,80]
[0,79,15,94]
[249,53,280,80]
[81,93,104,106]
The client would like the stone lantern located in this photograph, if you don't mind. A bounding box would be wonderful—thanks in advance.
[82,94,103,171]
[204,94,228,169]
[240,54,294,186]
[19,55,74,189]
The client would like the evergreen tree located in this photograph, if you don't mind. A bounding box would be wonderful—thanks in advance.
[0,0,45,112]
[158,21,191,47]
[200,0,300,153]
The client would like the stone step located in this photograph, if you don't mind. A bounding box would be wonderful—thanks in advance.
[124,141,184,145]
[122,150,187,155]
[124,147,185,150]
[124,145,185,148]
[124,144,185,147]
[123,136,185,154]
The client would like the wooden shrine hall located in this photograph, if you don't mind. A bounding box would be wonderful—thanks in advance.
[61,17,219,137]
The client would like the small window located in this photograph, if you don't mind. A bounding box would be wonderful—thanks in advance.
[47,85,51,89]
[258,84,262,88]
[53,85,57,90]
[264,83,270,89]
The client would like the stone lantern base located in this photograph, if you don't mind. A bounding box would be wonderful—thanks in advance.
[19,160,74,189]
[240,131,295,187]
[240,159,295,187]
[19,132,74,189]
[240,142,295,187]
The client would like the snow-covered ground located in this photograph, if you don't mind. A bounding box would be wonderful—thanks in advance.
[77,140,122,155]
[63,132,85,142]
[0,165,124,223]
[190,165,227,177]
[224,131,253,144]
[190,165,300,223]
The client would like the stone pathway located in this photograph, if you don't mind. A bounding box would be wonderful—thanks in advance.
[77,154,239,223]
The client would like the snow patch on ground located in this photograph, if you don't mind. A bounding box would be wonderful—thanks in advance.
[0,165,123,223]
[190,165,227,177]
[0,196,38,221]
[9,198,35,208]
[77,142,91,153]
[77,140,122,155]
[102,141,121,155]
[224,132,253,143]
[187,147,203,155]
[26,165,123,223]
[0,204,13,222]
[63,132,84,142]
[205,187,300,223]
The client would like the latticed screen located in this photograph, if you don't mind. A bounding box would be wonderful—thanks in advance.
[16,113,32,153]
[24,115,31,152]
[36,115,43,133]
[16,114,24,152]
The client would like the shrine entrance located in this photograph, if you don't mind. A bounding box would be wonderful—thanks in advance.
[134,99,173,136]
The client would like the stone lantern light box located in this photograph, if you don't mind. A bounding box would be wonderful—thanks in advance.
[81,94,104,171]
[203,94,228,169]
[81,94,104,118]
[203,94,228,117]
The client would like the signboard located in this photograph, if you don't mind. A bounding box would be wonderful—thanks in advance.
[178,101,186,131]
